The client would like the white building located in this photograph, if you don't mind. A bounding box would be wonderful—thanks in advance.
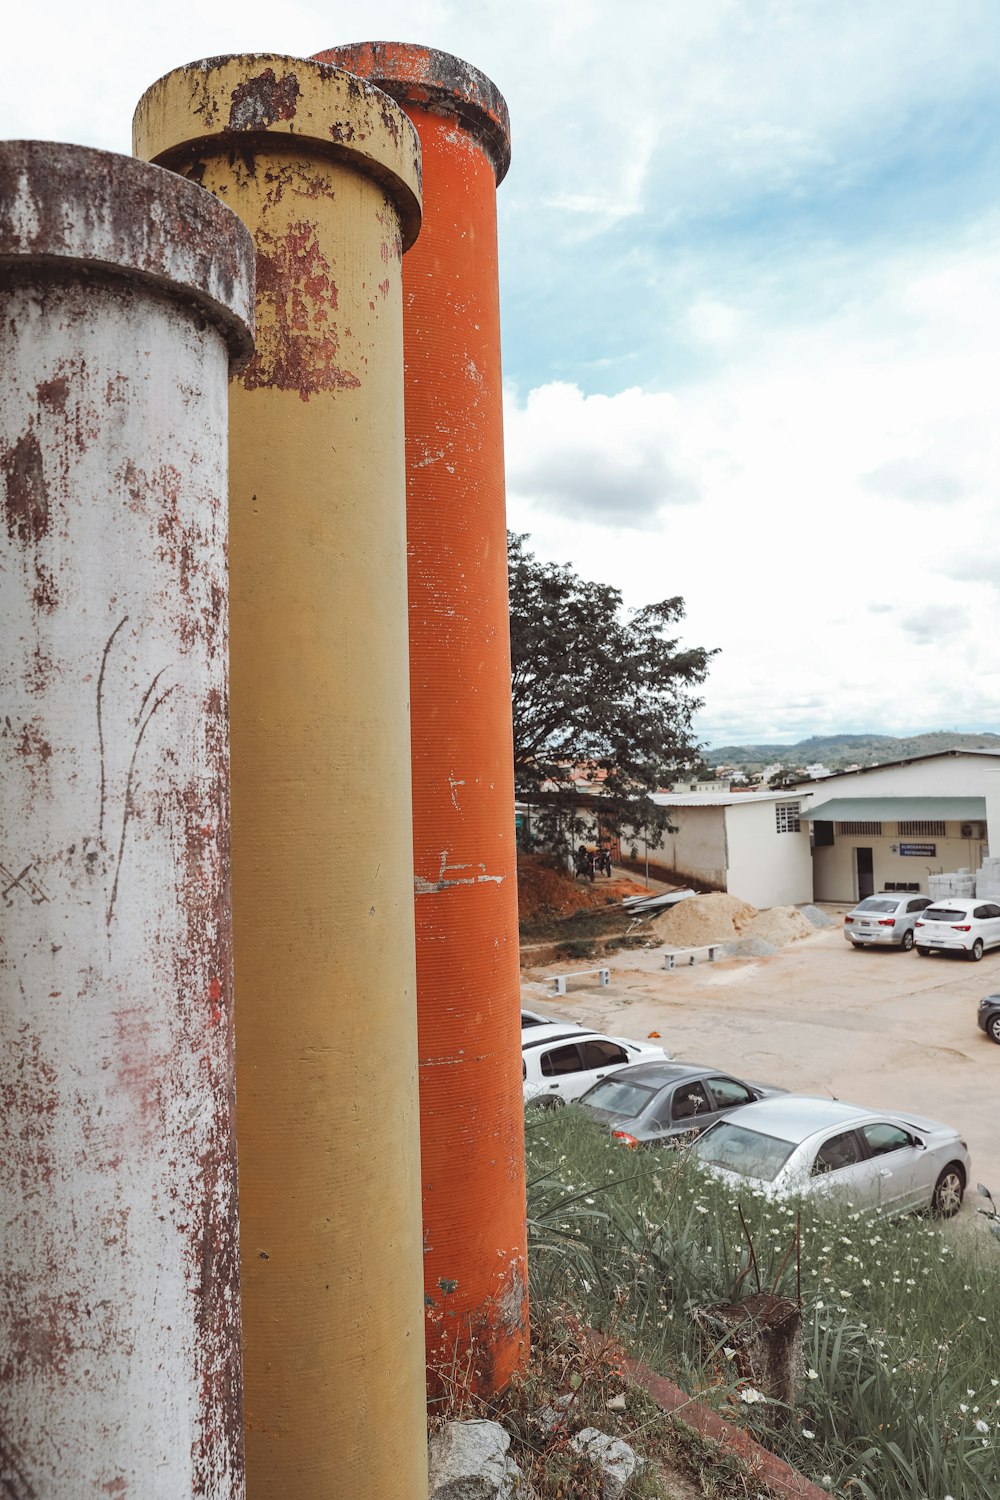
[799,749,1000,902]
[639,788,815,908]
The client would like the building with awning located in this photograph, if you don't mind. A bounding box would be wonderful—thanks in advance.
[797,750,1000,902]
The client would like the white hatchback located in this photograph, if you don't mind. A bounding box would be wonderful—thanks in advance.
[522,1023,669,1107]
[914,899,1000,961]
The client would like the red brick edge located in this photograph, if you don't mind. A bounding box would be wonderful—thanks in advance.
[579,1330,829,1500]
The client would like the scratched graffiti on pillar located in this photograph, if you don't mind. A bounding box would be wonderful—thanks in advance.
[96,614,176,929]
[0,861,48,908]
[414,850,504,894]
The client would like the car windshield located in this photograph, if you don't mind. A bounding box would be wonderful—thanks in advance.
[923,907,967,922]
[692,1123,797,1183]
[579,1078,656,1115]
[855,898,898,913]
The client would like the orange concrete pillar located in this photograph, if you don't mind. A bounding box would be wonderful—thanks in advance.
[314,42,527,1394]
[134,56,427,1500]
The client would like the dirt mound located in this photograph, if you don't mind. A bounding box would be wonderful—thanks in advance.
[746,906,813,945]
[516,854,650,923]
[652,892,758,946]
[652,894,814,949]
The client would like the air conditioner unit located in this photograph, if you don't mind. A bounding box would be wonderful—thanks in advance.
[960,822,985,839]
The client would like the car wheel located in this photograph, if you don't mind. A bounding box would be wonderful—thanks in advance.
[931,1164,965,1218]
[916,946,930,956]
[969,939,985,962]
[987,1014,1000,1045]
[537,1094,565,1110]
[900,929,914,952]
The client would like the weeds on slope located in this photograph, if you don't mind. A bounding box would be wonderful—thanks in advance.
[525,1107,1000,1499]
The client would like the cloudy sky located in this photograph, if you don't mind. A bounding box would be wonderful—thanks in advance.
[5,1,1000,747]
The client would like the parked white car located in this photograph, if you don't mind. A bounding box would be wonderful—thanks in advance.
[691,1095,970,1217]
[914,899,1000,961]
[522,1023,669,1107]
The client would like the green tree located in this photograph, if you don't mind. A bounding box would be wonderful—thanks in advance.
[508,532,716,852]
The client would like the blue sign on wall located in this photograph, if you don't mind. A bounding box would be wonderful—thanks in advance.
[899,842,936,857]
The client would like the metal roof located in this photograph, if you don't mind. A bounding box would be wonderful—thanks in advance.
[652,789,814,809]
[788,746,1000,787]
[803,796,986,821]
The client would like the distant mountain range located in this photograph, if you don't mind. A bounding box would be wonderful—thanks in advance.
[704,731,1000,771]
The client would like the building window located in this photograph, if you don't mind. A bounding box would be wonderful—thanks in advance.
[775,802,801,833]
[812,821,835,847]
[837,821,883,836]
[897,821,946,837]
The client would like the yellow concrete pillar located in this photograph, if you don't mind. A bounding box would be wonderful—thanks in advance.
[134,57,426,1500]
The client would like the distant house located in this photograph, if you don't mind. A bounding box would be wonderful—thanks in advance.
[797,749,1000,902]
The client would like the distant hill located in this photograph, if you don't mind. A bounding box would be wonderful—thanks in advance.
[704,731,1000,772]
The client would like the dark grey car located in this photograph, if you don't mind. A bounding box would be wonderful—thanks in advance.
[574,1060,786,1148]
[977,993,1000,1044]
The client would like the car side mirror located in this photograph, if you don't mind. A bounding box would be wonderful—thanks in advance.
[911,1135,925,1150]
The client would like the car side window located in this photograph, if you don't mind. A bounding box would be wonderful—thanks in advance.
[862,1122,912,1157]
[985,904,1000,919]
[540,1043,584,1077]
[974,905,991,920]
[581,1039,629,1070]
[812,1130,863,1175]
[707,1076,755,1110]
[908,899,931,913]
[671,1081,713,1122]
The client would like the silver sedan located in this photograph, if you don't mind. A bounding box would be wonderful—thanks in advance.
[843,893,931,951]
[691,1095,970,1217]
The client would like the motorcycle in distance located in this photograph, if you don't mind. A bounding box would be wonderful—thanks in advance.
[574,844,613,881]
[976,1183,1000,1239]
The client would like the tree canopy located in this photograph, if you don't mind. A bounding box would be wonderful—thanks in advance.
[508,532,716,850]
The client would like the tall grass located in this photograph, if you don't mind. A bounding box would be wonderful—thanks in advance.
[525,1107,1000,1499]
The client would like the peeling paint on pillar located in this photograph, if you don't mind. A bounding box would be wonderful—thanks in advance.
[314,43,527,1394]
[0,141,254,1498]
[134,57,428,1500]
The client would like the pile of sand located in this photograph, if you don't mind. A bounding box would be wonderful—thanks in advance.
[747,906,814,945]
[651,892,758,946]
[652,892,814,949]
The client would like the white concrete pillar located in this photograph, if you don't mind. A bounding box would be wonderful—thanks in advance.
[0,141,254,1498]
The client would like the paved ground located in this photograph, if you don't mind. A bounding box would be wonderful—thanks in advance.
[521,909,1000,1209]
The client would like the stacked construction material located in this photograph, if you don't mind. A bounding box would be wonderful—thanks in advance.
[976,856,1000,900]
[928,868,976,900]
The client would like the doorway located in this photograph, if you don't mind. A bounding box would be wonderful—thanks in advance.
[855,847,874,900]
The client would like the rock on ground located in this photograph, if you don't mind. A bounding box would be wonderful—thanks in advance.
[428,1420,536,1500]
[568,1428,639,1500]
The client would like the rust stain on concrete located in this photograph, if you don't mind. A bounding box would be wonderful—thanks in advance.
[228,68,301,131]
[2,432,50,547]
[241,223,360,399]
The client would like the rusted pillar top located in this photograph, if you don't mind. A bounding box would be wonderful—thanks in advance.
[315,41,511,184]
[134,54,422,248]
[0,138,254,360]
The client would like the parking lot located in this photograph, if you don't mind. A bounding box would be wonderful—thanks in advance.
[521,910,1000,1201]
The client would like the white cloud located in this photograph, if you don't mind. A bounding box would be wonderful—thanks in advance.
[898,605,970,644]
[504,382,700,527]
